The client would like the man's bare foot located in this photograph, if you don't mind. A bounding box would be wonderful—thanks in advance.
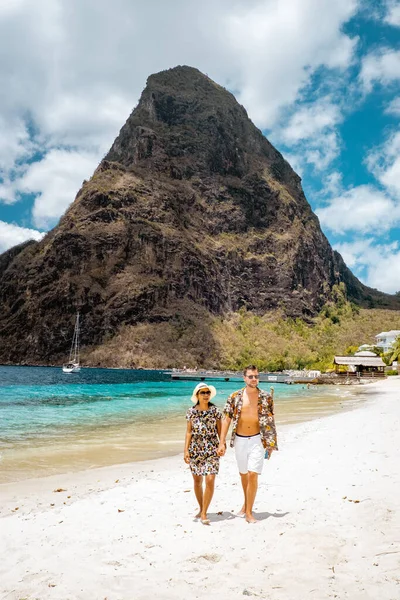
[245,514,258,524]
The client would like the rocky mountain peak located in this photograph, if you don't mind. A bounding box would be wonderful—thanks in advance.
[0,66,399,366]
[105,65,299,190]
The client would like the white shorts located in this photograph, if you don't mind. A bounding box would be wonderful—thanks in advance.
[234,434,264,474]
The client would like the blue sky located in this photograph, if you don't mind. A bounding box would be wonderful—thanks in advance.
[0,0,399,292]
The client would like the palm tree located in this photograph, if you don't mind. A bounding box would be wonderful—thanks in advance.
[390,336,400,373]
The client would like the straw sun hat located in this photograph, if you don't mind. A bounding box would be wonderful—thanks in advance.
[190,382,217,403]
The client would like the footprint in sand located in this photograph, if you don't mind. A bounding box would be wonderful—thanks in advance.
[189,553,222,564]
[106,560,123,567]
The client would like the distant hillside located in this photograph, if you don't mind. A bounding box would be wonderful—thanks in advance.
[0,66,399,365]
[82,287,400,370]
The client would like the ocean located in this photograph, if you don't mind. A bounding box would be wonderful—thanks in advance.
[0,366,367,483]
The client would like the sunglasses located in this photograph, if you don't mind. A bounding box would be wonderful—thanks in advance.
[199,390,211,395]
[246,375,259,380]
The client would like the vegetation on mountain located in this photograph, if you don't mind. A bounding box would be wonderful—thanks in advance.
[83,285,400,371]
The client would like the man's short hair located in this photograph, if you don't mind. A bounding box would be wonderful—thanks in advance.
[243,364,258,376]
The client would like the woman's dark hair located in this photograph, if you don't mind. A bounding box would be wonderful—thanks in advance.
[194,401,215,407]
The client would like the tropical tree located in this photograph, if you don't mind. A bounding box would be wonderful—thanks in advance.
[390,336,400,365]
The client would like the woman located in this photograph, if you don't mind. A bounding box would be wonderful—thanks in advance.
[184,382,222,525]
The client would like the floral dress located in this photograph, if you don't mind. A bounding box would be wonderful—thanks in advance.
[186,404,222,476]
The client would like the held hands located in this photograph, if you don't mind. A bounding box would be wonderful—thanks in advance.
[184,451,190,464]
[217,442,226,457]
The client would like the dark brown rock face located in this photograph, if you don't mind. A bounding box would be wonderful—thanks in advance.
[0,66,399,365]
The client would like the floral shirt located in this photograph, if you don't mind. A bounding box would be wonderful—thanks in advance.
[223,387,278,453]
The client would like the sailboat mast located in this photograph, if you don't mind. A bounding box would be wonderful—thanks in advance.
[68,312,80,363]
[74,312,80,363]
[63,312,81,373]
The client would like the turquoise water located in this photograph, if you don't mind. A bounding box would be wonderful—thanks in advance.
[0,366,306,444]
[0,366,365,482]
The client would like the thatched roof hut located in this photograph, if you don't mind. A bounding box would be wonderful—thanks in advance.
[333,355,385,375]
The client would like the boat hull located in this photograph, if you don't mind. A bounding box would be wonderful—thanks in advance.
[62,364,81,373]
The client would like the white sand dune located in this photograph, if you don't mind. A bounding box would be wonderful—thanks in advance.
[1,378,399,600]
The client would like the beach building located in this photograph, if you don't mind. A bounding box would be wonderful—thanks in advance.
[375,330,400,353]
[357,343,373,352]
[333,355,386,377]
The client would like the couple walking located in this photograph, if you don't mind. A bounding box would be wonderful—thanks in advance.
[184,365,278,524]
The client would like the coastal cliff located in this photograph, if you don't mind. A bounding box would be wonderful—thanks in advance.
[0,66,399,366]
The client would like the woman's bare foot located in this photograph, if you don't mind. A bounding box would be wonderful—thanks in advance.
[194,511,201,519]
[245,514,258,524]
[236,505,246,518]
[200,513,210,525]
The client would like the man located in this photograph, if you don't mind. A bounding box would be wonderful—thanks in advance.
[217,365,278,523]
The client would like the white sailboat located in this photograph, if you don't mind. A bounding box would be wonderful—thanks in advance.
[62,312,81,373]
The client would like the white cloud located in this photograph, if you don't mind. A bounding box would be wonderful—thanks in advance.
[303,131,341,170]
[0,116,36,175]
[0,0,28,18]
[335,238,398,268]
[0,220,44,253]
[0,0,360,228]
[41,92,133,152]
[0,0,360,135]
[0,179,18,204]
[385,0,400,27]
[360,48,400,92]
[366,131,400,198]
[275,129,341,172]
[279,100,342,144]
[320,171,343,197]
[385,97,400,115]
[16,149,99,228]
[225,0,358,126]
[367,254,400,293]
[316,185,399,234]
[335,238,400,293]
[272,98,343,171]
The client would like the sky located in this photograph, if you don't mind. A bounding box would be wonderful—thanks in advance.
[0,0,399,293]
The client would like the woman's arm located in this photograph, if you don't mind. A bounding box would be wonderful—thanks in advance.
[216,417,226,450]
[184,420,192,464]
[217,417,222,439]
[217,416,231,456]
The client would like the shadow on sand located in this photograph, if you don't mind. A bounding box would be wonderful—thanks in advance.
[252,511,289,521]
[197,510,289,523]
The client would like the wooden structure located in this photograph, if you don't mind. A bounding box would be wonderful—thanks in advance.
[333,356,386,378]
[169,370,291,383]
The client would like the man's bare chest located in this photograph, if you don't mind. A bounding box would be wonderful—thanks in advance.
[239,397,259,421]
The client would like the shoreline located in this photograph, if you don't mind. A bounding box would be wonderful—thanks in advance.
[1,377,399,599]
[0,382,371,484]
[0,379,380,498]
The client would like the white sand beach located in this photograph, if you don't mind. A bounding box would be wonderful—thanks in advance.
[1,377,399,600]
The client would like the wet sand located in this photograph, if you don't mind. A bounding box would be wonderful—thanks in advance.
[0,384,371,483]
